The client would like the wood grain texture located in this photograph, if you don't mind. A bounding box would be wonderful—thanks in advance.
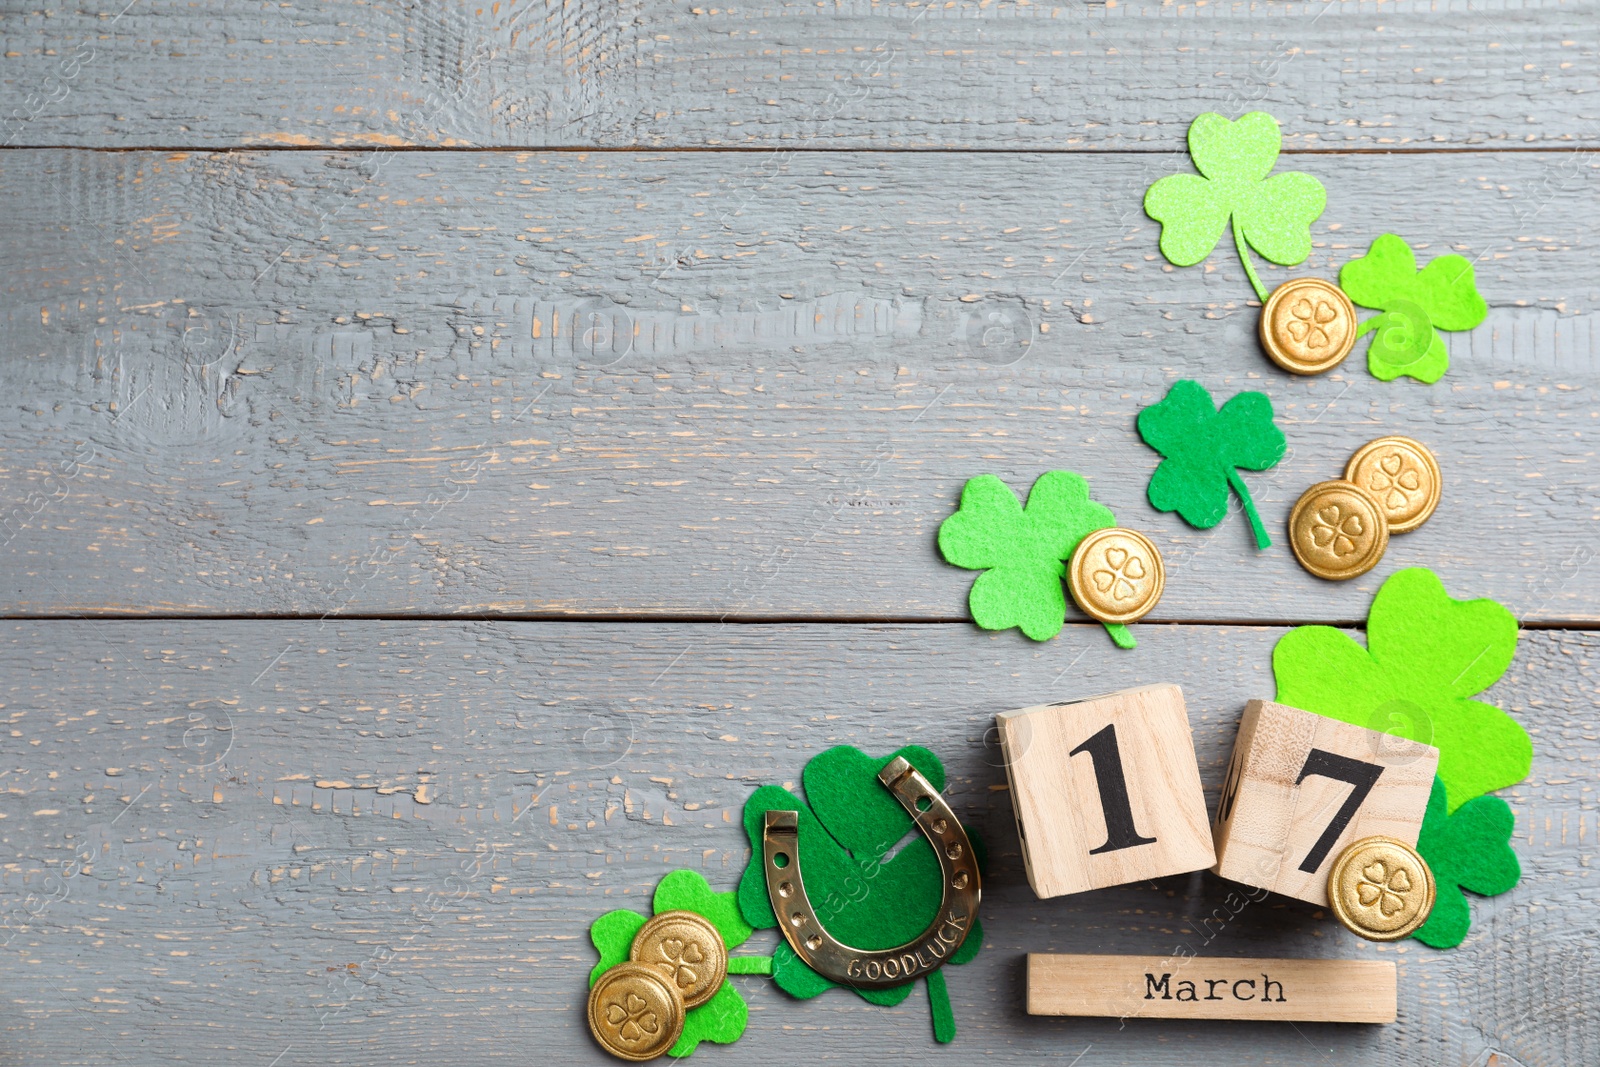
[3,3,1597,1062]
[1,148,1598,622]
[0,1,1595,150]
[1026,953,1397,1022]
[1210,698,1438,907]
[0,621,1592,1064]
[998,684,1215,898]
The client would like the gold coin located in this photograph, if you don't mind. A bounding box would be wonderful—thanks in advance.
[1327,836,1436,942]
[1288,480,1389,581]
[587,962,685,1062]
[1260,277,1358,375]
[629,910,728,1009]
[1344,435,1442,534]
[1068,527,1165,625]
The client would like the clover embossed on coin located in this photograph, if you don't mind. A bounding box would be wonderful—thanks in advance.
[1288,480,1389,580]
[1260,277,1358,375]
[1327,836,1436,942]
[629,910,728,1009]
[1344,435,1442,534]
[587,961,685,1062]
[1068,527,1165,625]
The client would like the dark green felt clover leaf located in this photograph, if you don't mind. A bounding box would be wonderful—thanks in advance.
[938,470,1135,649]
[1137,379,1286,550]
[737,745,985,1044]
[1145,112,1327,302]
[1338,233,1488,384]
[1413,776,1520,949]
[1273,567,1528,811]
[589,869,766,1058]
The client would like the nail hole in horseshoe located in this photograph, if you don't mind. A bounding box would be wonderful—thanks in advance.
[760,763,981,989]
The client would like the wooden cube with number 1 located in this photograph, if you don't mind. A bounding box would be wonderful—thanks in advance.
[997,684,1215,898]
[1210,699,1439,907]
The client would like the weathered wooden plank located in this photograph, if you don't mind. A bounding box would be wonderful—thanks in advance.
[2,147,1597,623]
[1,620,1592,1064]
[1,0,1595,150]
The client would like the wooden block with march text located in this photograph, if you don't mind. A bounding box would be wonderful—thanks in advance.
[997,684,1214,898]
[1026,953,1397,1023]
[1211,699,1439,906]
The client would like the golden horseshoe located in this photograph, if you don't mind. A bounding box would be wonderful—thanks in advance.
[761,756,982,988]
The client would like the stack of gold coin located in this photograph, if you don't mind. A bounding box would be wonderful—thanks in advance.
[1260,277,1358,375]
[1327,836,1436,942]
[1288,435,1441,581]
[1067,527,1166,625]
[587,911,730,1061]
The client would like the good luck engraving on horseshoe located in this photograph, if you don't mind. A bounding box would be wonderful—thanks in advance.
[761,756,983,988]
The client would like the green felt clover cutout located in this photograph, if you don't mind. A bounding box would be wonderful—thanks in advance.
[1338,233,1488,384]
[1145,111,1327,302]
[1137,379,1286,550]
[1273,567,1529,811]
[589,869,771,1058]
[737,745,985,1044]
[938,470,1135,649]
[1412,776,1521,949]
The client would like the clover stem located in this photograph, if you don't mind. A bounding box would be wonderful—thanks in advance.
[1232,215,1270,304]
[1353,316,1379,338]
[727,955,775,976]
[925,970,958,1043]
[1226,469,1272,549]
[1103,622,1136,650]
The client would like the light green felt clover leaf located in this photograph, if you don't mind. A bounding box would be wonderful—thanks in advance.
[938,470,1134,649]
[1338,233,1488,384]
[1145,112,1327,302]
[588,869,765,1058]
[1137,379,1286,550]
[1273,567,1528,811]
[737,745,986,1043]
[1412,776,1521,949]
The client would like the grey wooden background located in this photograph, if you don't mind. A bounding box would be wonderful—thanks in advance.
[1,2,1595,1065]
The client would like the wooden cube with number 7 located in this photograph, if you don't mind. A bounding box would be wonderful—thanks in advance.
[1211,699,1439,906]
[997,684,1215,898]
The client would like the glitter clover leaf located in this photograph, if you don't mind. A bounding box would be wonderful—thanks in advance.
[1413,776,1521,949]
[1144,111,1327,302]
[1273,568,1528,810]
[1137,379,1286,550]
[1338,233,1488,384]
[938,470,1134,648]
[736,745,985,1044]
[588,869,768,1058]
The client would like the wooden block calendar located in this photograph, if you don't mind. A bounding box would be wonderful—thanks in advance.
[1211,699,1439,907]
[1027,953,1397,1023]
[996,684,1215,898]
